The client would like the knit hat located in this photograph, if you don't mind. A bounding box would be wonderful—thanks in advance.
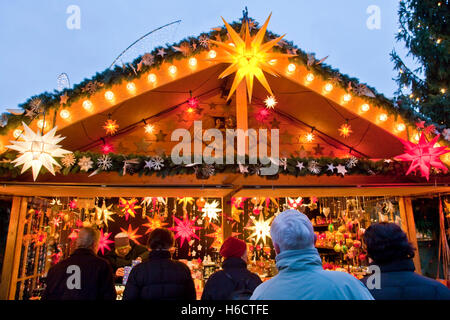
[114,232,130,248]
[219,237,247,258]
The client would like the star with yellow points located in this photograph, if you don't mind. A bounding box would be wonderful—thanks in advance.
[246,214,274,246]
[143,213,168,234]
[120,225,142,244]
[209,14,294,102]
[94,201,115,227]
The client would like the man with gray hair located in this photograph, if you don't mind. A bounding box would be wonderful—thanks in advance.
[42,227,116,300]
[250,210,373,300]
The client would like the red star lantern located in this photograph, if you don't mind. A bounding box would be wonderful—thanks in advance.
[119,198,140,220]
[395,132,449,180]
[120,225,142,244]
[98,229,114,255]
[415,121,425,129]
[170,216,202,248]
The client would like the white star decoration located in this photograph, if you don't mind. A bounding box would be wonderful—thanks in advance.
[247,214,274,246]
[327,163,335,172]
[336,164,347,176]
[296,161,305,170]
[202,200,221,222]
[6,122,71,180]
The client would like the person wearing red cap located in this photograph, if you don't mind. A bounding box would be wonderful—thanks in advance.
[201,237,262,300]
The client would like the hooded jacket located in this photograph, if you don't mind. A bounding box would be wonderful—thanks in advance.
[250,248,374,300]
[361,259,450,300]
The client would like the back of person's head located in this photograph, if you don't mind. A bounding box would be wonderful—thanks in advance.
[76,227,100,251]
[148,228,174,250]
[270,209,315,252]
[363,222,415,264]
[220,237,247,259]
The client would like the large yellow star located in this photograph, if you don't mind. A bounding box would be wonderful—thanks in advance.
[246,214,274,246]
[210,14,293,102]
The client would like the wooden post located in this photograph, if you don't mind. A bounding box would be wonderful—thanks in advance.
[399,197,422,274]
[236,81,248,155]
[222,195,232,240]
[0,196,28,300]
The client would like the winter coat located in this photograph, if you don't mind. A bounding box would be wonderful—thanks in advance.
[250,248,374,300]
[42,248,116,300]
[122,250,196,300]
[201,257,262,300]
[361,259,450,300]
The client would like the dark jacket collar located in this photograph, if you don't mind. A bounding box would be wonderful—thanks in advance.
[148,249,171,260]
[222,257,247,270]
[373,258,416,273]
[72,248,96,256]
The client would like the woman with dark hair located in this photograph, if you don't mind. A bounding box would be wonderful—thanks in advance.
[123,228,196,300]
[361,222,450,300]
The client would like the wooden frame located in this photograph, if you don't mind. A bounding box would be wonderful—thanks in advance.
[399,196,422,274]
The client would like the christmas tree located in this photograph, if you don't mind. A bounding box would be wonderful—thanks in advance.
[391,0,449,126]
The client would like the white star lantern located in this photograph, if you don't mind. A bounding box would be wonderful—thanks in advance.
[6,122,71,181]
[201,200,222,223]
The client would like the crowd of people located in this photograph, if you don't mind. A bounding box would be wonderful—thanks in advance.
[42,210,450,300]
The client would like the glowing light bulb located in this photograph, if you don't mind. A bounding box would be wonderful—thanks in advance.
[13,129,22,139]
[264,96,277,109]
[37,120,47,129]
[148,73,157,83]
[305,133,315,142]
[83,100,93,111]
[101,144,113,154]
[379,113,388,122]
[396,123,406,132]
[360,104,370,112]
[144,124,154,134]
[343,94,352,102]
[268,59,277,65]
[105,91,114,101]
[189,57,197,67]
[126,82,136,92]
[287,63,296,73]
[60,109,70,119]
[436,38,442,44]
[208,50,217,59]
[187,107,194,113]
[324,83,333,93]
[441,88,446,94]
[306,73,314,82]
[168,65,177,75]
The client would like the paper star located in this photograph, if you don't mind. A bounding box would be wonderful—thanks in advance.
[157,48,166,57]
[336,164,347,176]
[155,130,167,142]
[327,163,336,172]
[246,214,274,246]
[296,161,305,170]
[134,138,151,153]
[170,216,202,248]
[97,230,114,255]
[120,225,142,244]
[60,93,69,105]
[94,202,115,227]
[119,198,141,220]
[415,121,425,129]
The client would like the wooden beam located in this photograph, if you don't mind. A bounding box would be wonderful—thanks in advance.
[236,81,248,155]
[399,197,422,274]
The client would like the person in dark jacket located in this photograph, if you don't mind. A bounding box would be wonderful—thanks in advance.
[202,237,262,300]
[123,228,196,300]
[104,232,148,283]
[42,227,116,300]
[361,222,450,300]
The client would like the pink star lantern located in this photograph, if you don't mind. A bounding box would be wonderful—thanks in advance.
[170,216,202,248]
[415,120,425,129]
[97,229,114,255]
[395,132,449,180]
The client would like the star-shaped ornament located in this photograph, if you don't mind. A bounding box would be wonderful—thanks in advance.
[327,163,336,172]
[134,138,151,153]
[155,130,167,142]
[60,93,69,105]
[336,164,347,176]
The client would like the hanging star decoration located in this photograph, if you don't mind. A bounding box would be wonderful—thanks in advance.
[6,122,72,181]
[143,213,168,234]
[209,14,294,102]
[287,197,303,209]
[120,225,142,244]
[339,123,352,138]
[177,197,195,209]
[97,230,114,255]
[201,200,222,223]
[68,229,79,241]
[103,119,119,135]
[78,156,93,172]
[336,164,347,176]
[119,198,141,220]
[246,214,274,246]
[205,223,240,250]
[395,132,449,180]
[170,216,202,248]
[94,201,115,227]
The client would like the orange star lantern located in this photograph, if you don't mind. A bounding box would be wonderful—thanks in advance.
[338,123,353,138]
[120,225,142,244]
[103,119,119,135]
[143,213,168,234]
[119,198,140,220]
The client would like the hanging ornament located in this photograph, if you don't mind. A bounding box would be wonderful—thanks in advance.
[170,216,202,248]
[246,214,274,246]
[264,96,277,109]
[97,154,113,171]
[201,200,222,223]
[78,156,93,172]
[336,164,347,176]
[177,197,195,209]
[196,197,206,210]
[69,199,77,209]
[119,198,140,220]
[94,201,115,227]
[6,122,72,181]
[308,160,321,174]
[103,119,119,135]
[120,225,142,244]
[61,153,76,168]
[395,132,449,180]
[68,229,79,241]
[209,14,294,102]
[346,156,358,169]
[287,197,303,209]
[143,213,168,234]
[144,156,165,171]
[101,143,114,154]
[97,230,114,255]
[338,123,352,138]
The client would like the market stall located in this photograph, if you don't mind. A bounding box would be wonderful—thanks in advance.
[0,14,449,300]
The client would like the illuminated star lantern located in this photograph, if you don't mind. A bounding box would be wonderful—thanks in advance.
[395,132,449,180]
[170,216,202,248]
[209,14,294,102]
[264,96,277,109]
[143,213,168,234]
[206,223,241,249]
[120,225,142,244]
[98,229,114,255]
[103,119,119,135]
[246,214,274,246]
[6,122,72,181]
[119,198,141,220]
[144,124,155,134]
[201,200,222,223]
[338,123,353,138]
[68,229,79,241]
[288,197,303,209]
[69,199,77,209]
[95,201,115,227]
